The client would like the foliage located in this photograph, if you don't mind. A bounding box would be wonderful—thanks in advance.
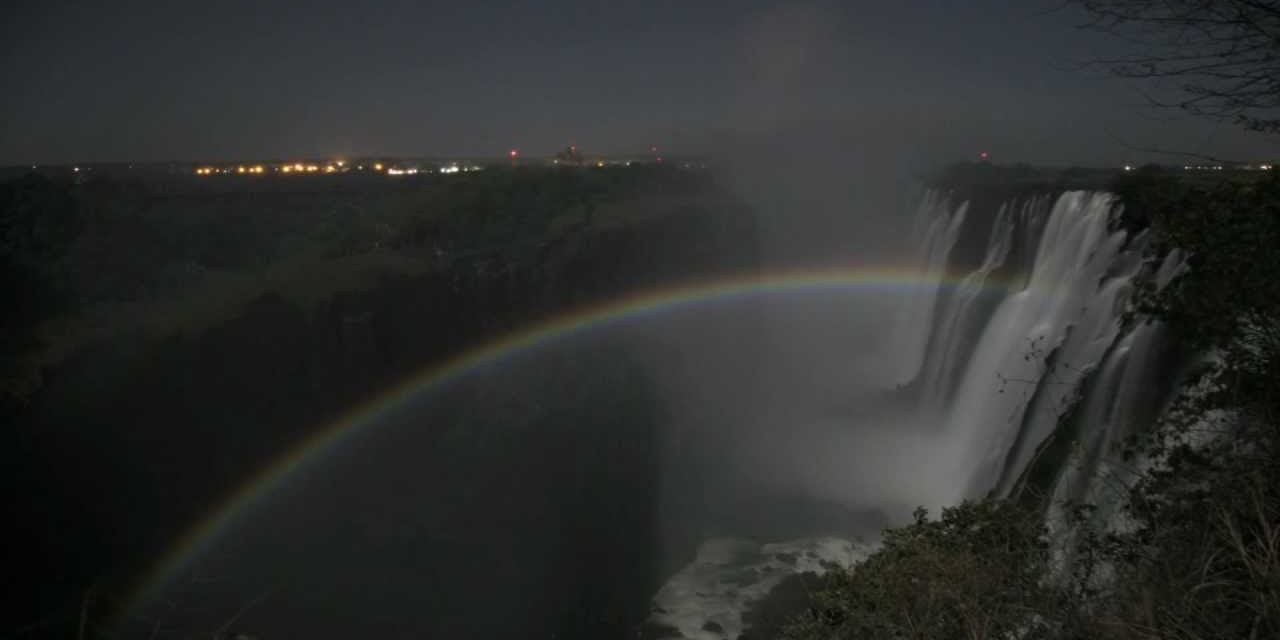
[1102,172,1280,639]
[1133,174,1280,357]
[1106,164,1186,233]
[784,501,1058,640]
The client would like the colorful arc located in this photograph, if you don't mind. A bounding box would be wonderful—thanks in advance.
[125,265,1023,614]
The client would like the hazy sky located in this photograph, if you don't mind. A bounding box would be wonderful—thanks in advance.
[3,0,1276,165]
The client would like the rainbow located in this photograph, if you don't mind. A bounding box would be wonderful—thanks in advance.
[123,265,1025,614]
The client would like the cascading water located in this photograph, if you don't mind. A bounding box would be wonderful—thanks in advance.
[897,190,1178,505]
[644,187,1186,639]
[889,192,968,387]
[916,195,1048,407]
[1042,248,1189,533]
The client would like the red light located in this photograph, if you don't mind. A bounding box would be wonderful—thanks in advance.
[510,149,519,158]
[980,151,990,160]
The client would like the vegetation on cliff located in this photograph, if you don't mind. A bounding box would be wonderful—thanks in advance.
[784,172,1280,640]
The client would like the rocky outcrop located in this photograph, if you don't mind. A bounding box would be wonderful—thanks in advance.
[642,537,877,640]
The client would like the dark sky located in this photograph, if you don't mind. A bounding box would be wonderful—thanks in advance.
[2,0,1276,165]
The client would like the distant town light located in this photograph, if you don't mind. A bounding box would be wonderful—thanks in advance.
[1124,165,1133,171]
[373,162,384,171]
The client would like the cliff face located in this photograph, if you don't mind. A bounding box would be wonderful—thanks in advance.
[9,181,759,639]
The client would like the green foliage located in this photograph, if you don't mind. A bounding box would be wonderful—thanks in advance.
[1101,172,1280,640]
[785,501,1056,640]
[1133,173,1280,352]
[1107,165,1185,234]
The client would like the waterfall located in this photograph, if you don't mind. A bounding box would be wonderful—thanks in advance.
[888,190,968,387]
[1043,248,1188,529]
[642,188,1187,638]
[915,195,1053,407]
[902,190,1178,505]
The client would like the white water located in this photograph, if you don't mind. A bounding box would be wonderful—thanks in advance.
[1044,247,1188,534]
[915,191,1160,503]
[650,537,877,640]
[646,188,1183,638]
[889,192,968,387]
[917,196,1049,407]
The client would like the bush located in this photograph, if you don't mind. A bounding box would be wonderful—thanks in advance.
[785,501,1057,640]
[1094,173,1280,639]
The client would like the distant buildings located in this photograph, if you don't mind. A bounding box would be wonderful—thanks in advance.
[187,151,690,177]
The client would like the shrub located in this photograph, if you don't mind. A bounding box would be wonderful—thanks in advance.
[785,501,1056,640]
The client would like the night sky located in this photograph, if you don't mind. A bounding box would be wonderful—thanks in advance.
[2,0,1276,165]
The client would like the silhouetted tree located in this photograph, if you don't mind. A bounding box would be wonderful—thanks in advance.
[555,145,585,166]
[1075,0,1280,133]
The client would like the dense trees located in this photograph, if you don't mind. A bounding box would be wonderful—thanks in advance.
[1106,173,1280,639]
[784,501,1056,640]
